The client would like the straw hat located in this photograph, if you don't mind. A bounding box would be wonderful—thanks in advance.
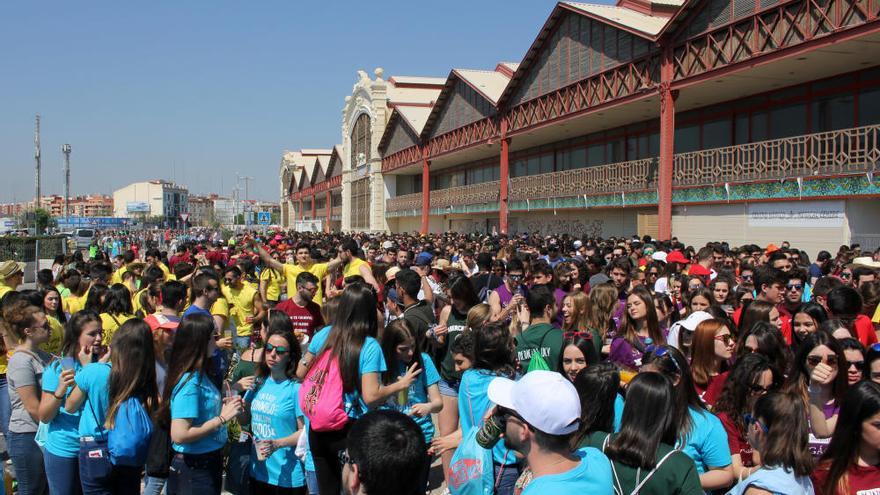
[0,261,25,279]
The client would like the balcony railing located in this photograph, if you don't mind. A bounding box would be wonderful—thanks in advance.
[430,181,500,209]
[509,158,657,201]
[674,124,880,186]
[385,125,880,214]
[386,194,422,213]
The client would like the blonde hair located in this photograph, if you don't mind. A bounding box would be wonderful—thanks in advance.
[466,303,491,332]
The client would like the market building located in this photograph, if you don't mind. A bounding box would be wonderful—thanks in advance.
[285,0,880,254]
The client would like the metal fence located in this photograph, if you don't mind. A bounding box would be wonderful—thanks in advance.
[0,236,67,263]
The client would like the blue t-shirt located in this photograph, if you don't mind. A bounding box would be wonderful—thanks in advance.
[42,360,83,457]
[612,393,624,433]
[678,407,732,475]
[74,362,112,438]
[245,378,305,488]
[459,368,515,465]
[308,326,387,418]
[170,371,227,454]
[523,447,613,495]
[182,304,212,318]
[381,353,441,441]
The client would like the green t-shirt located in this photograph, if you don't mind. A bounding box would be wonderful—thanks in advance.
[582,432,703,495]
[515,323,563,372]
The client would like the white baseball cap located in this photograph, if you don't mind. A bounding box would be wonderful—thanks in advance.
[679,310,714,331]
[487,370,580,435]
[652,251,668,263]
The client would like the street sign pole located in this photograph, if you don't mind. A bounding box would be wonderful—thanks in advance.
[180,213,189,240]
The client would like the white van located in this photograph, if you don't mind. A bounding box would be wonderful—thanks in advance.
[73,228,95,249]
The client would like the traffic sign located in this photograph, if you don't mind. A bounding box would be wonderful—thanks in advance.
[180,213,189,223]
[257,211,271,225]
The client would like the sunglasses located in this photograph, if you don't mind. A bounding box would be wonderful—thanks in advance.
[841,273,853,279]
[645,345,682,374]
[741,275,753,281]
[507,274,524,281]
[563,331,592,341]
[265,343,289,355]
[786,284,804,291]
[743,413,768,432]
[807,354,838,367]
[338,449,356,466]
[748,383,773,395]
[848,360,865,369]
[714,334,736,345]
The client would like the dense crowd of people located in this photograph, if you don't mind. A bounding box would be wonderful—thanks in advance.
[0,229,878,495]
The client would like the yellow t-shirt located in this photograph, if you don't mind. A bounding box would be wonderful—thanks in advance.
[100,313,134,344]
[110,266,128,285]
[221,285,257,337]
[44,315,65,356]
[282,263,328,305]
[343,257,369,279]
[63,293,84,316]
[873,304,880,324]
[131,288,148,315]
[259,268,283,303]
[0,284,13,302]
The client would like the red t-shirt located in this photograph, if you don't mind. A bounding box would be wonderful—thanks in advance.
[812,462,880,494]
[854,315,878,347]
[275,298,325,337]
[717,411,756,468]
[701,371,729,408]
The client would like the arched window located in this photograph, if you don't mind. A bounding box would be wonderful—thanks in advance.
[349,113,372,230]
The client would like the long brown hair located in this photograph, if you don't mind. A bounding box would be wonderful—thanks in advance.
[587,283,617,339]
[562,291,591,333]
[105,319,158,428]
[690,319,729,388]
[307,283,377,392]
[158,312,215,426]
[753,392,814,476]
[620,286,664,347]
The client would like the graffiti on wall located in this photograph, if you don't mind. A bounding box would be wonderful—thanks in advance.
[514,218,605,237]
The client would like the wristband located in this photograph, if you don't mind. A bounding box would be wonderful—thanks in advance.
[218,414,227,426]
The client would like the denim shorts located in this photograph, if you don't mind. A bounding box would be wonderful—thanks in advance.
[438,377,460,397]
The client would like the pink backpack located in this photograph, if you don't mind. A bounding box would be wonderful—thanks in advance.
[299,349,350,431]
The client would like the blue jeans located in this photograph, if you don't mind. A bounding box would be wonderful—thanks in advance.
[0,376,11,435]
[7,431,47,495]
[305,470,318,495]
[43,451,81,495]
[142,475,167,495]
[234,334,251,350]
[493,463,521,495]
[77,439,141,495]
[167,450,223,495]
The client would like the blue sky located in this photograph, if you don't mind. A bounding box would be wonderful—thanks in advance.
[0,1,572,204]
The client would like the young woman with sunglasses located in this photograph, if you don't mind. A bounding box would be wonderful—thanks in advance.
[242,317,308,494]
[727,392,814,494]
[784,331,848,459]
[609,286,664,372]
[561,291,602,358]
[599,372,703,495]
[379,319,442,490]
[812,380,880,495]
[713,353,783,482]
[839,338,866,386]
[690,319,735,406]
[640,345,734,491]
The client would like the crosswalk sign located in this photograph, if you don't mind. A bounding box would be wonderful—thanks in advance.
[257,211,271,225]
